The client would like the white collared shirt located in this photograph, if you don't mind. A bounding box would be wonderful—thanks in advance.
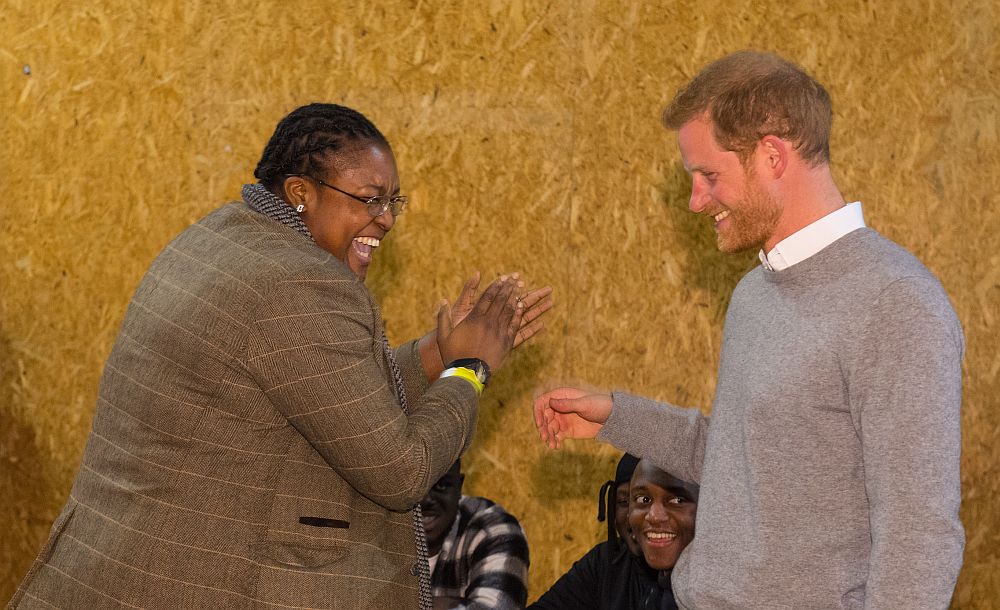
[759,201,866,271]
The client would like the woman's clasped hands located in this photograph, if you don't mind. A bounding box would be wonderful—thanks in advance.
[432,272,553,376]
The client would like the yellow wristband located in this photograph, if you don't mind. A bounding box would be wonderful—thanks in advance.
[440,367,484,395]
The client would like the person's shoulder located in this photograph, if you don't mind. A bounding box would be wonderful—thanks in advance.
[203,202,360,280]
[837,228,936,283]
[460,495,522,527]
[851,229,955,306]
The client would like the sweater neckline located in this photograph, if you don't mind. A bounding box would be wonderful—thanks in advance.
[761,227,871,284]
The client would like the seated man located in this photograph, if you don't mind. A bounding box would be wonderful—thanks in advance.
[627,458,699,609]
[529,453,653,609]
[421,460,529,609]
[530,455,697,609]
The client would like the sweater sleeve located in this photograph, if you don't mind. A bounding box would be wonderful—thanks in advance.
[848,276,965,609]
[528,543,605,610]
[246,273,478,512]
[597,392,710,485]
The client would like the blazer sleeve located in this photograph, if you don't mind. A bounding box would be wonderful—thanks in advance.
[245,272,478,512]
[394,339,432,405]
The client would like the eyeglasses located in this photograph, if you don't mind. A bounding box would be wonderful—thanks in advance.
[288,174,408,217]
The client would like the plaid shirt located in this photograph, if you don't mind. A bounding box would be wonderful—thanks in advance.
[431,496,529,609]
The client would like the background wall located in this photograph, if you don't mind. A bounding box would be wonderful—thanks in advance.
[1,0,997,606]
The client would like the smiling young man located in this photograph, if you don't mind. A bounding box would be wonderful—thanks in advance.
[420,460,529,610]
[627,459,697,580]
[535,51,964,609]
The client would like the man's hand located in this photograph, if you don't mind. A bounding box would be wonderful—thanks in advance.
[533,387,612,449]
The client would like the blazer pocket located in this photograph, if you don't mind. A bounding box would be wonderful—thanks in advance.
[250,538,350,569]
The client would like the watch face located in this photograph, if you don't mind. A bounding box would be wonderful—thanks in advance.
[449,359,490,386]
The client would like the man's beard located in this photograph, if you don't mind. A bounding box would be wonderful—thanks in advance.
[717,173,782,254]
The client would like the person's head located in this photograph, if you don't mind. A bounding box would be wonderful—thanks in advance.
[419,460,464,557]
[253,103,405,280]
[662,50,832,168]
[628,459,698,571]
[598,453,641,556]
[661,51,834,254]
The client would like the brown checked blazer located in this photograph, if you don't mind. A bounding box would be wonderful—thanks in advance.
[11,203,478,609]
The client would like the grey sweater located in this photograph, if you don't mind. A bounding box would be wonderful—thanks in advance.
[599,228,964,609]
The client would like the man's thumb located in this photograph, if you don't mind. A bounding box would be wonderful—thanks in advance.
[548,396,579,414]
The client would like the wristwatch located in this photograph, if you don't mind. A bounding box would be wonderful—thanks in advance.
[446,358,491,387]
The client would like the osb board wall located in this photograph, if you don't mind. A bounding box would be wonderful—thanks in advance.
[1,0,996,606]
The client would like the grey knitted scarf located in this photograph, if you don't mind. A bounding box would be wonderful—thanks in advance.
[241,183,434,610]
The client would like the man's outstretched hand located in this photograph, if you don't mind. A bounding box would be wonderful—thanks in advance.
[533,387,613,449]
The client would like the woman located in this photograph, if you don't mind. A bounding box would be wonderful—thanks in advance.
[12,103,551,609]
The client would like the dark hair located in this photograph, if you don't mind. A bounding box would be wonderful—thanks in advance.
[662,50,832,166]
[254,103,389,191]
[597,453,640,551]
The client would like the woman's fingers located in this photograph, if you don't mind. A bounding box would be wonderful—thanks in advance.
[507,297,526,345]
[513,319,545,348]
[453,272,481,316]
[519,286,553,310]
[473,276,506,315]
[492,278,520,319]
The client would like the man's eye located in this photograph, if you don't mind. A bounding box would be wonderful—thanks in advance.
[633,495,651,504]
[668,497,687,504]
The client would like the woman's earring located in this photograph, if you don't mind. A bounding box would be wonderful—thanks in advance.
[296,203,305,213]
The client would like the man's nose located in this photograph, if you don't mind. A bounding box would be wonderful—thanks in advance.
[646,501,673,524]
[689,179,710,213]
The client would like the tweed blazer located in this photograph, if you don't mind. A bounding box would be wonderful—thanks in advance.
[12,203,479,609]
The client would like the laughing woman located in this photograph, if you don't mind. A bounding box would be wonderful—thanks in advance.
[11,103,551,610]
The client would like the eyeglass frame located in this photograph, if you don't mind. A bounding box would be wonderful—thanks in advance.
[286,173,408,217]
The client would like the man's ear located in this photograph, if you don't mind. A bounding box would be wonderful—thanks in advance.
[757,135,789,179]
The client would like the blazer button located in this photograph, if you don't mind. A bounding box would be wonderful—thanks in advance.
[410,562,419,576]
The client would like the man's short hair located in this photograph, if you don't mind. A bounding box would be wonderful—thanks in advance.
[662,50,833,166]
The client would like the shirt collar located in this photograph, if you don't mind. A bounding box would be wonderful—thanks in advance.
[759,201,865,271]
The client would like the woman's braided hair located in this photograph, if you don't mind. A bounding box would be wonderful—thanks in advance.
[254,103,389,192]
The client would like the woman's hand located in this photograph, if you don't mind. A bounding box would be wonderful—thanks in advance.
[447,272,554,349]
[418,272,554,381]
[436,276,524,371]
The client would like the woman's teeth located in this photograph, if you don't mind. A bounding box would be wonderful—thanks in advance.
[352,237,380,261]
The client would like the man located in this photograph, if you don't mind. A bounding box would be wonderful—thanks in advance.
[531,454,693,610]
[420,460,529,609]
[534,50,964,609]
